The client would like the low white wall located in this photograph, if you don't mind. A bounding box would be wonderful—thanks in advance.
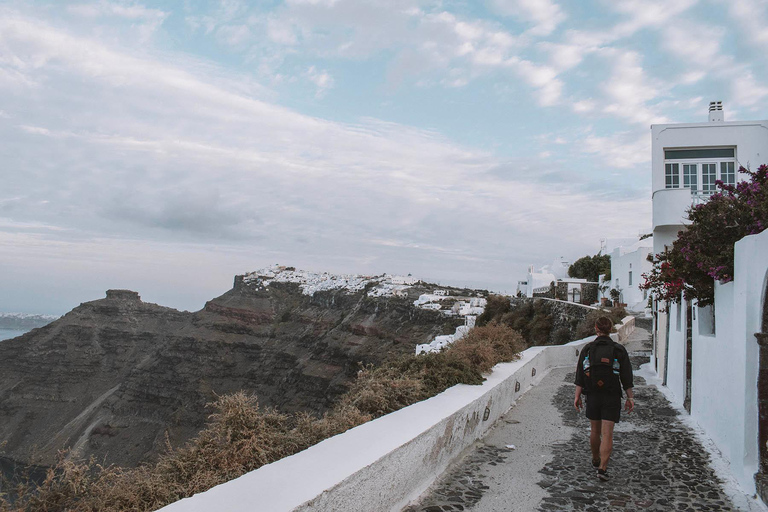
[665,300,688,405]
[158,337,596,512]
[654,310,668,383]
[616,315,636,343]
[662,229,768,494]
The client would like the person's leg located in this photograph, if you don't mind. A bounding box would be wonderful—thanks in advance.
[589,419,602,463]
[599,420,615,470]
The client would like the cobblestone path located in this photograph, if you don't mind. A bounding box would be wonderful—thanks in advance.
[404,328,743,512]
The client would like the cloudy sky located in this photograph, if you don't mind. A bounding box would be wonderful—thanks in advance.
[2,0,767,314]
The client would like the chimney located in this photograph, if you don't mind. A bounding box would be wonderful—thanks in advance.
[708,101,724,122]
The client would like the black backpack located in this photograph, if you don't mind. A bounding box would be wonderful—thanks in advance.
[584,339,621,395]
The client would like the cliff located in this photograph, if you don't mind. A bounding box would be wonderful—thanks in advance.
[0,272,467,469]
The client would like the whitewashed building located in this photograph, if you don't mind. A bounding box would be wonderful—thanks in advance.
[648,103,768,500]
[517,257,570,298]
[651,102,768,256]
[609,237,654,311]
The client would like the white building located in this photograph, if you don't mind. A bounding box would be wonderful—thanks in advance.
[651,102,768,256]
[517,257,571,298]
[648,103,768,500]
[609,237,653,311]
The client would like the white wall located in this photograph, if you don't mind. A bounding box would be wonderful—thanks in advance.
[654,309,668,382]
[664,300,688,404]
[661,229,768,493]
[610,241,653,310]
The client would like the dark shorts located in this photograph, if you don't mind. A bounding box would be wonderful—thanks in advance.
[586,393,622,423]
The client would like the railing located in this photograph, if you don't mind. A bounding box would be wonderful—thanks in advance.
[690,190,713,205]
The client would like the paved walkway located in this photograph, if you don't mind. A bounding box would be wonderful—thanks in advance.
[404,327,766,512]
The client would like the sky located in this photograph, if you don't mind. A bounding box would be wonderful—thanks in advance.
[2,0,768,315]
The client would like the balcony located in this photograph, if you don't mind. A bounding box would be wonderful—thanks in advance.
[653,187,702,229]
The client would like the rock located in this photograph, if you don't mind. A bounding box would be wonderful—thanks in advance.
[0,276,465,469]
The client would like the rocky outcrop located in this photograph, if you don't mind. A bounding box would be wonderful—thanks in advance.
[0,278,462,469]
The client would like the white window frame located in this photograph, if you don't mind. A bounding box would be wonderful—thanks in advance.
[663,147,737,196]
[665,163,680,189]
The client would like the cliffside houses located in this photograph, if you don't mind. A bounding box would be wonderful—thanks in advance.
[648,102,768,502]
[413,294,486,354]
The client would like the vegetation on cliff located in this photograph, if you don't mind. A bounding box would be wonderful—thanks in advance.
[476,295,625,346]
[0,324,524,512]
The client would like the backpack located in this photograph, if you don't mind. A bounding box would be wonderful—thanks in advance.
[583,339,621,395]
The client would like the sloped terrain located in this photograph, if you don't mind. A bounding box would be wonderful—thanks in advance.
[0,273,465,469]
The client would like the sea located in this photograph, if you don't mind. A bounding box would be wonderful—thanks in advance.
[0,329,28,341]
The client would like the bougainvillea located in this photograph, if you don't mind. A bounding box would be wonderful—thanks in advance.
[641,164,768,306]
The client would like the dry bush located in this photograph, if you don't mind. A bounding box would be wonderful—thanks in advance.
[0,324,525,512]
[342,323,525,417]
[1,392,371,512]
[447,323,524,373]
[337,364,426,417]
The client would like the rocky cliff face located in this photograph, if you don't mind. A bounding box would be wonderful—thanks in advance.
[0,275,464,469]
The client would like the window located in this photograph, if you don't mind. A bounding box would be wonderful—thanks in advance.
[628,271,633,286]
[721,162,735,185]
[683,164,697,190]
[665,163,680,188]
[665,148,734,159]
[702,163,717,193]
[663,147,736,196]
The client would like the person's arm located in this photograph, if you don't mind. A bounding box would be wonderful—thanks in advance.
[574,347,586,410]
[619,346,635,412]
[574,385,584,410]
[619,346,634,391]
[624,387,635,413]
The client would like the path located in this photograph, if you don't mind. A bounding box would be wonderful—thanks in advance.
[404,326,765,512]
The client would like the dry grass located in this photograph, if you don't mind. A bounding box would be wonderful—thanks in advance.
[0,324,524,512]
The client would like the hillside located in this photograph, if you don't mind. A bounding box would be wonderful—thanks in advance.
[0,268,477,469]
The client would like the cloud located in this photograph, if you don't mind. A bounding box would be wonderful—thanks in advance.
[718,0,768,48]
[599,50,669,125]
[511,58,563,105]
[581,131,650,169]
[607,0,699,39]
[66,1,168,42]
[488,0,566,36]
[731,70,768,109]
[305,65,334,97]
[661,20,728,70]
[0,11,659,309]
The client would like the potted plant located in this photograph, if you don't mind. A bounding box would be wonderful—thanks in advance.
[609,288,621,307]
